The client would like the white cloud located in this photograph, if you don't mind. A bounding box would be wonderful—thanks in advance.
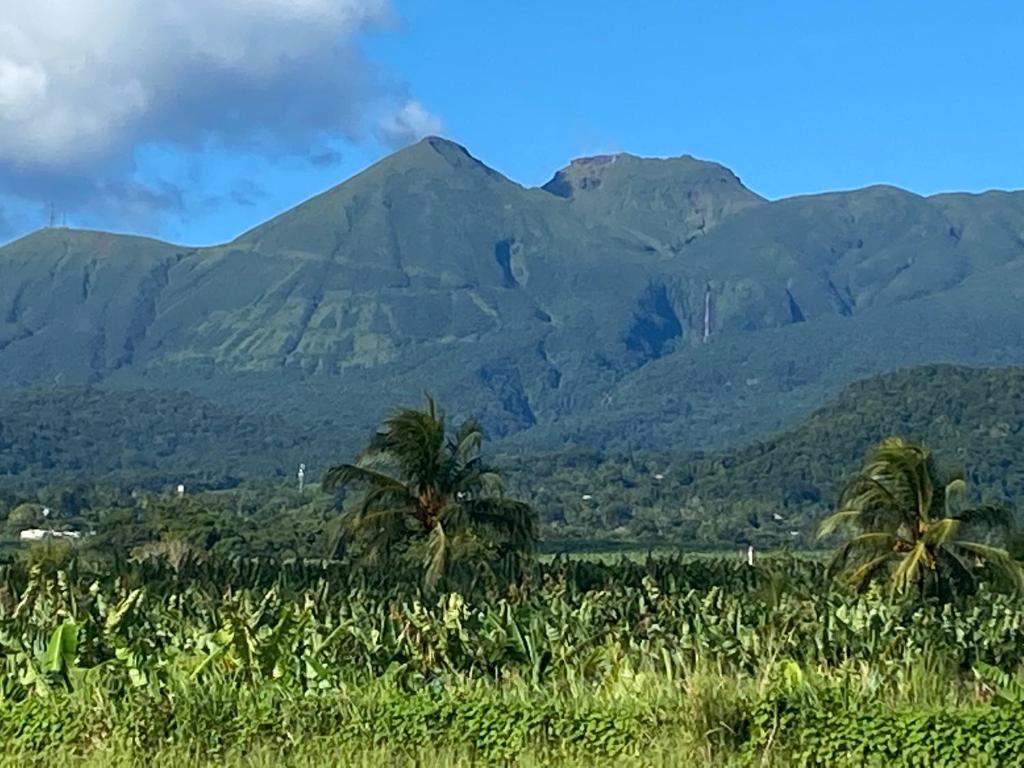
[0,1,395,168]
[0,1,439,225]
[0,59,48,114]
[376,100,444,148]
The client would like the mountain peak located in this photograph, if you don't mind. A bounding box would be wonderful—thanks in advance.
[388,134,498,174]
[540,151,763,248]
[567,153,629,168]
[543,152,755,199]
[417,134,468,152]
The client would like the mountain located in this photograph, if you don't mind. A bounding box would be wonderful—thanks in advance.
[541,152,763,251]
[520,185,1024,449]
[2,136,1024,456]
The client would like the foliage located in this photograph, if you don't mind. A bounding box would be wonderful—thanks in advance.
[324,397,536,588]
[820,437,1022,598]
[0,552,1015,765]
[750,693,1024,767]
[5,364,1024,552]
[502,363,1024,549]
[0,553,1023,764]
[0,386,314,490]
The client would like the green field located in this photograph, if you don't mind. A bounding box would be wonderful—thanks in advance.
[2,553,1024,766]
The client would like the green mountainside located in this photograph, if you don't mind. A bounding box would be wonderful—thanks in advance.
[3,137,1024,454]
[3,364,1024,552]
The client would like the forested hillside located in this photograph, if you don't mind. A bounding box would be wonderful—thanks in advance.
[502,364,1024,548]
[4,364,1024,551]
[0,387,312,489]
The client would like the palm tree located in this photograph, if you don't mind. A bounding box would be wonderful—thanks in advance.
[818,437,1022,598]
[323,396,536,588]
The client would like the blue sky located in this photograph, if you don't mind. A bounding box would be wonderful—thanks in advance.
[1,1,1022,246]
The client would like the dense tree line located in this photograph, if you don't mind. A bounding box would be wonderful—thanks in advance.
[501,364,1024,549]
[0,387,317,489]
[2,364,1024,553]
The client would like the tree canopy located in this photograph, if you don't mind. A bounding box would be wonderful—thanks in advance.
[324,396,536,588]
[819,437,1023,598]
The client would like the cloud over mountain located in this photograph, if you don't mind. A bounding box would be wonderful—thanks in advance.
[0,0,439,222]
[376,100,445,148]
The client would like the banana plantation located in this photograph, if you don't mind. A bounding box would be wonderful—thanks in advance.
[1,554,1024,766]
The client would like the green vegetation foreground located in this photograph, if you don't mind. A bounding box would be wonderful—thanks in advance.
[3,555,1024,766]
[3,400,1024,765]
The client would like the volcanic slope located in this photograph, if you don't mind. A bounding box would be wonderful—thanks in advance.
[2,137,1024,451]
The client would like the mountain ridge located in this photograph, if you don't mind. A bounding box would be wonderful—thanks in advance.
[2,136,1024,453]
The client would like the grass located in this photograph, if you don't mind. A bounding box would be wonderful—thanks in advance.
[0,655,1000,768]
[0,740,753,768]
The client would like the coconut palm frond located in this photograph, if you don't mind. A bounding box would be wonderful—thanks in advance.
[437,421,486,494]
[838,475,900,510]
[890,540,930,595]
[453,469,505,497]
[351,506,408,566]
[837,476,914,532]
[372,405,447,487]
[847,553,895,592]
[347,505,409,530]
[951,504,1015,532]
[438,502,470,532]
[358,484,414,518]
[827,532,896,579]
[935,547,978,594]
[323,464,407,493]
[467,497,538,549]
[944,478,968,517]
[846,531,900,552]
[925,518,962,547]
[449,418,484,463]
[955,541,1024,593]
[817,509,864,539]
[423,521,449,590]
[856,438,933,525]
